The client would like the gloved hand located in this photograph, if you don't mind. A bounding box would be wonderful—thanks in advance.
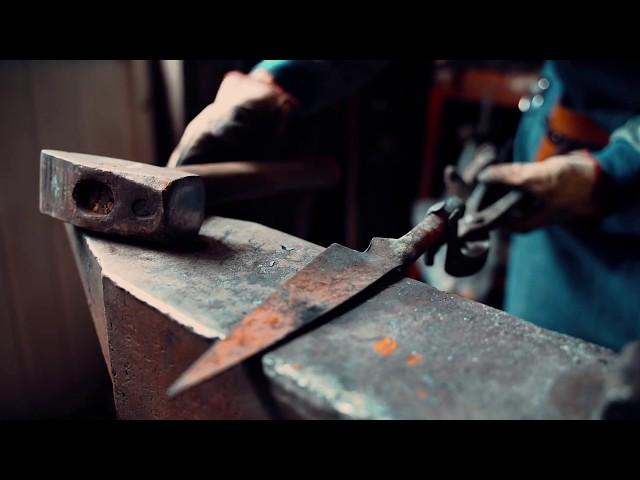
[167,69,298,167]
[477,151,604,232]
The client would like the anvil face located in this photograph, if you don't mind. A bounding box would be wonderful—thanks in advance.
[66,216,616,420]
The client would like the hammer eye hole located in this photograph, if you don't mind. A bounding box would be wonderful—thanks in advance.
[73,179,114,215]
[132,198,156,218]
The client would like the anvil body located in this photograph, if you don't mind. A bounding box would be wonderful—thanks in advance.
[67,216,614,419]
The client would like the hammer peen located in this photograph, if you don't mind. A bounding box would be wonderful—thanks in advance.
[39,150,340,243]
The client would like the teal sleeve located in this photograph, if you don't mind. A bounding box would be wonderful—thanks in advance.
[252,60,389,115]
[591,117,640,234]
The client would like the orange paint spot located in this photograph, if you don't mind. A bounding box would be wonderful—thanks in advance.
[460,287,477,300]
[373,337,398,357]
[417,389,429,400]
[291,364,302,370]
[406,354,423,366]
[266,315,281,326]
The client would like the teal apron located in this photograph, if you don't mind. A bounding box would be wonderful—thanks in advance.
[506,61,640,351]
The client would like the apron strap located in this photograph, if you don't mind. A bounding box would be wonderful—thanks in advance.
[535,103,610,162]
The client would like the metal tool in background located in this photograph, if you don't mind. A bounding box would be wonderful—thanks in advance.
[414,79,518,300]
[167,197,463,397]
[442,183,536,277]
[40,150,341,243]
[414,142,532,307]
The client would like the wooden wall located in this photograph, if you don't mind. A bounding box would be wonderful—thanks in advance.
[0,60,155,418]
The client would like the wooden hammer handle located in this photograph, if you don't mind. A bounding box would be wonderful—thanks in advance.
[177,158,341,209]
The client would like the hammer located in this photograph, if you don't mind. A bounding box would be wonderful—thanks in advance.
[39,150,341,243]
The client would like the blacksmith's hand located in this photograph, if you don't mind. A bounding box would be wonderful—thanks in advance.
[477,151,604,232]
[168,69,298,167]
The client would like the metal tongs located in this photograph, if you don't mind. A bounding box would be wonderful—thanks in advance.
[428,141,539,277]
[443,185,534,277]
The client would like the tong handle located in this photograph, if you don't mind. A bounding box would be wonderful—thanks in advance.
[458,188,528,241]
[395,197,464,266]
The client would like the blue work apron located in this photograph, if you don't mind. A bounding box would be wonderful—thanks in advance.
[506,61,640,351]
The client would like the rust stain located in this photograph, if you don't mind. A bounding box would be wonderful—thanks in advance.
[373,337,398,357]
[417,389,429,400]
[406,354,423,366]
[223,306,289,350]
[92,199,114,214]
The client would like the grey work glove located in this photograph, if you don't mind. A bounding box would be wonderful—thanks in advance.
[477,151,604,232]
[168,70,298,167]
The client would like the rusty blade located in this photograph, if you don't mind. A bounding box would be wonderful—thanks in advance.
[167,202,454,397]
[167,244,395,397]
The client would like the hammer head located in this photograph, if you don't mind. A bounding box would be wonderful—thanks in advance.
[40,150,205,242]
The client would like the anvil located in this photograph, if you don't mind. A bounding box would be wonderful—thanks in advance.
[66,216,617,419]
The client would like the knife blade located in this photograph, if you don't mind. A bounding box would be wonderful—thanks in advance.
[167,198,462,397]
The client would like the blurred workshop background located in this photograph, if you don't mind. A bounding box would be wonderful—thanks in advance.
[0,60,542,419]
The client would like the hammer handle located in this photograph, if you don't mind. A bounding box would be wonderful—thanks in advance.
[177,158,341,209]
